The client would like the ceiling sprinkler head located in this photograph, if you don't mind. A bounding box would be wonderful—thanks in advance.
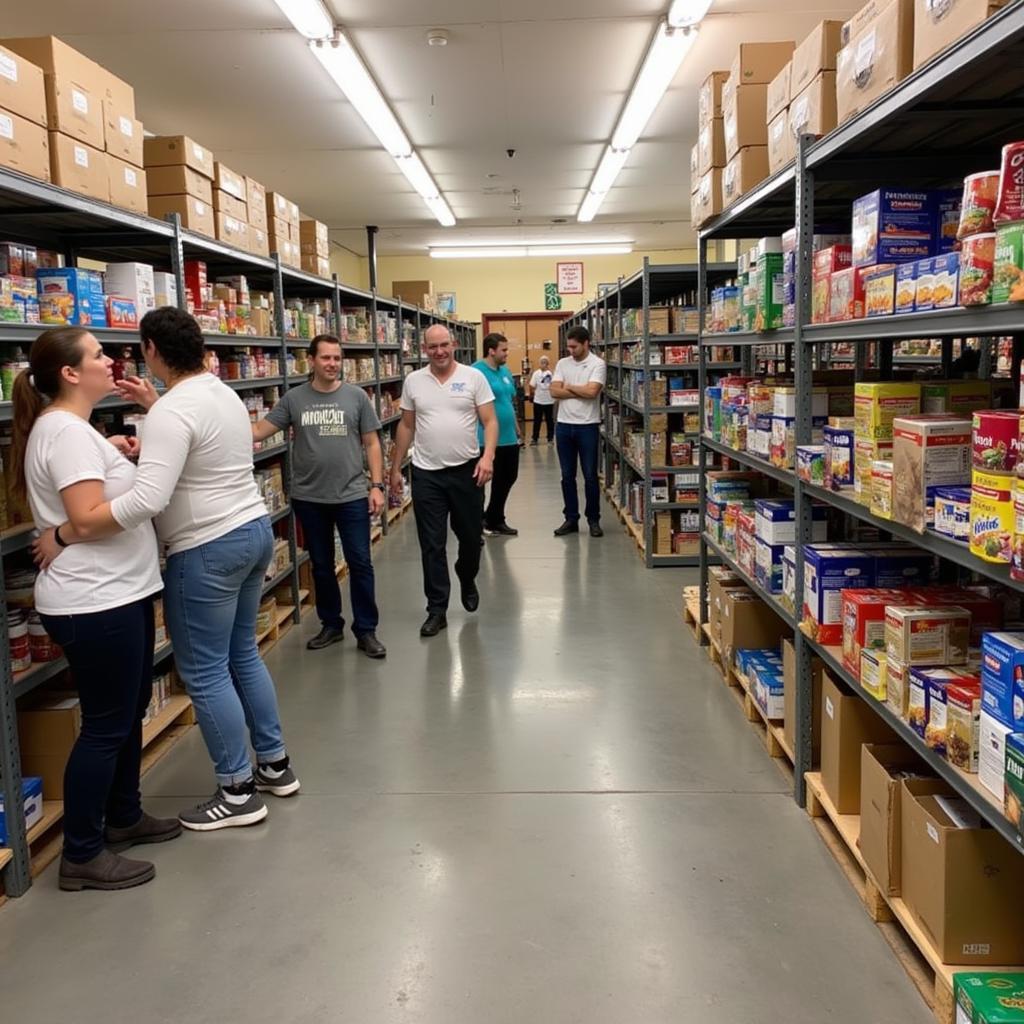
[427,29,449,46]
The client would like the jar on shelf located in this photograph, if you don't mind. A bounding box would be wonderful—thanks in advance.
[28,613,61,663]
[9,609,31,673]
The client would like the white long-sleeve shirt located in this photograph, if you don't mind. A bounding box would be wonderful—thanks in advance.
[110,373,267,556]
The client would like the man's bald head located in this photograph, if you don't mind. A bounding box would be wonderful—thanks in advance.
[424,324,451,345]
[423,322,455,373]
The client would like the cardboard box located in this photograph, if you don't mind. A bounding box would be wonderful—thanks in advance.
[783,637,825,761]
[722,146,769,206]
[0,107,50,180]
[723,83,769,160]
[956,974,1024,1024]
[0,44,47,126]
[104,262,155,316]
[820,670,897,813]
[212,188,247,223]
[859,743,931,895]
[980,709,1012,801]
[214,211,249,251]
[719,588,791,668]
[698,70,730,125]
[885,605,971,667]
[730,41,795,86]
[102,102,142,166]
[145,163,212,204]
[791,20,845,95]
[43,74,104,150]
[836,0,915,124]
[767,109,795,173]
[852,187,933,266]
[766,61,791,123]
[18,696,80,800]
[300,252,331,278]
[213,161,246,202]
[788,71,838,139]
[891,414,972,532]
[148,194,215,237]
[0,36,101,93]
[300,218,330,255]
[248,225,270,259]
[693,169,723,226]
[914,0,1006,70]
[709,568,747,641]
[0,775,43,844]
[143,135,214,179]
[697,118,725,175]
[48,132,106,199]
[246,177,267,232]
[266,191,298,227]
[901,777,1024,964]
[106,154,147,214]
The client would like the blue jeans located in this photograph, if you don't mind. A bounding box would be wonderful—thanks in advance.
[164,517,287,787]
[293,497,378,636]
[556,422,601,524]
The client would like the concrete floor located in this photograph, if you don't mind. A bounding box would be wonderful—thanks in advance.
[0,447,930,1023]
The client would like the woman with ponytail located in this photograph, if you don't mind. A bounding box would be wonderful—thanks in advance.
[13,327,179,892]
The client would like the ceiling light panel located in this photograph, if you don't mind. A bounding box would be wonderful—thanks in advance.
[272,0,334,40]
[668,0,714,28]
[430,244,633,259]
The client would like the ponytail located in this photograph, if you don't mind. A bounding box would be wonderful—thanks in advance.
[9,327,89,501]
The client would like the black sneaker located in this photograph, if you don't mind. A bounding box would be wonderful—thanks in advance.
[254,758,301,797]
[589,523,604,538]
[356,632,387,659]
[307,625,344,650]
[491,523,518,536]
[420,612,448,637]
[179,787,268,831]
[553,520,579,536]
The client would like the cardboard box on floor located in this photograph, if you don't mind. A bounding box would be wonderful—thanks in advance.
[18,696,80,800]
[820,670,897,813]
[0,44,46,126]
[723,146,769,206]
[791,20,845,96]
[0,109,50,180]
[720,589,792,669]
[146,164,213,204]
[901,777,1024,965]
[143,134,215,179]
[48,132,107,199]
[913,0,1007,69]
[859,742,933,896]
[782,637,825,762]
[698,70,730,126]
[708,567,746,642]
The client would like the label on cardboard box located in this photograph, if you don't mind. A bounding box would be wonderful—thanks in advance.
[74,145,89,168]
[124,166,137,188]
[0,113,11,140]
[71,87,88,115]
[0,53,17,83]
[119,115,133,137]
[193,143,204,161]
[855,30,877,76]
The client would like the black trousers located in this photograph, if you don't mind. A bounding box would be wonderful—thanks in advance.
[484,444,520,529]
[411,460,483,613]
[532,404,554,442]
[39,596,155,863]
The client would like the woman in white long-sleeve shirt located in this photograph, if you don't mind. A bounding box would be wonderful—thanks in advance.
[38,308,300,831]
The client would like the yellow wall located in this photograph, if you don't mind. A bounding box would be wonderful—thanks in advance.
[330,247,370,291]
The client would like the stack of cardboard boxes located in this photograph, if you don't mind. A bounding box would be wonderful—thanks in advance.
[0,37,147,215]
[267,191,301,268]
[299,218,330,278]
[145,134,216,236]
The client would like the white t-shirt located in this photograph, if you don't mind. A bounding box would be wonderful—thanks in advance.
[111,374,267,556]
[400,363,495,471]
[553,352,607,425]
[26,412,163,616]
[530,367,554,405]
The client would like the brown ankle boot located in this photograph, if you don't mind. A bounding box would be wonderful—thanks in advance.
[105,811,182,852]
[59,849,155,891]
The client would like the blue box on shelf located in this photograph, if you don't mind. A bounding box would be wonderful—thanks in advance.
[895,263,917,314]
[933,188,961,255]
[754,498,828,545]
[0,775,43,844]
[803,545,876,644]
[754,537,787,594]
[852,188,934,267]
[736,648,782,674]
[870,547,935,589]
[35,268,108,328]
[981,632,1024,727]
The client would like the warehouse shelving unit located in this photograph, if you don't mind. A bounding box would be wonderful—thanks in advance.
[695,2,1024,860]
[562,261,736,566]
[0,163,475,898]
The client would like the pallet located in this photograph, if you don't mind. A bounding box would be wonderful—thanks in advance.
[682,586,701,642]
[730,668,794,785]
[700,622,726,679]
[141,694,195,750]
[802,771,1024,1024]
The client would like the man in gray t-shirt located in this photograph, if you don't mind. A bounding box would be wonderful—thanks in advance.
[253,334,387,658]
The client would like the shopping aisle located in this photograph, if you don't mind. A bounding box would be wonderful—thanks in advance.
[0,447,929,1024]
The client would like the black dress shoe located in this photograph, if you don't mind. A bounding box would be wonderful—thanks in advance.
[553,520,579,536]
[356,632,387,659]
[307,625,344,650]
[461,582,480,612]
[491,523,518,536]
[420,613,448,637]
[589,523,604,538]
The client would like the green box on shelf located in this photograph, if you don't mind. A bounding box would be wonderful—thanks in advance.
[1006,733,1024,845]
[756,252,784,332]
[955,973,1024,1023]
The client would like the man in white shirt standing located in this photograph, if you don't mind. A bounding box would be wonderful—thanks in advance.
[550,325,607,538]
[390,325,498,637]
[528,355,555,445]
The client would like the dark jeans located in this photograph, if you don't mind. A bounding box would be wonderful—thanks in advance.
[532,404,554,442]
[484,444,520,529]
[411,460,483,614]
[39,596,155,864]
[556,422,601,524]
[294,497,379,636]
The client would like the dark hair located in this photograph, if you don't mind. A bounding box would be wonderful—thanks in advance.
[482,332,507,356]
[567,325,590,344]
[11,327,90,500]
[309,334,342,358]
[139,306,205,373]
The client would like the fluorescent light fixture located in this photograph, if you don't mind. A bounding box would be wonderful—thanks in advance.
[611,21,698,151]
[668,0,713,28]
[591,146,631,195]
[271,0,334,40]
[430,244,633,259]
[423,193,456,228]
[577,190,605,224]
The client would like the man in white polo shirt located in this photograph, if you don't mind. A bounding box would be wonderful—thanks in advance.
[390,325,498,637]
[550,325,607,538]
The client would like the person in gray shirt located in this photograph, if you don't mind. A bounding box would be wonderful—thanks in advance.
[253,334,387,658]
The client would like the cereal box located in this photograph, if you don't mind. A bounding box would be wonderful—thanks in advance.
[926,674,980,757]
[863,264,897,318]
[851,188,934,267]
[908,666,974,737]
[797,445,826,485]
[981,632,1024,727]
[854,382,921,441]
[843,589,905,676]
[891,414,972,533]
[1006,733,1024,842]
[870,460,894,519]
[971,468,1014,564]
[895,263,917,313]
[885,605,971,666]
[860,648,887,700]
[828,266,865,321]
[824,423,855,490]
[948,682,982,772]
[885,656,913,718]
[803,546,875,644]
[854,439,893,505]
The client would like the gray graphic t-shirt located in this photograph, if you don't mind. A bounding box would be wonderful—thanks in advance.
[266,382,382,503]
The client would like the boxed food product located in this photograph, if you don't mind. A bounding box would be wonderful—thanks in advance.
[766,61,790,122]
[0,109,51,181]
[863,264,897,317]
[925,673,980,755]
[971,468,1014,563]
[792,20,845,94]
[948,682,983,772]
[697,118,725,175]
[955,973,1024,1024]
[104,262,155,316]
[826,266,863,320]
[852,187,934,266]
[836,0,915,124]
[843,588,905,676]
[804,546,875,644]
[0,775,43,844]
[1007,732,1024,842]
[754,537,786,594]
[854,382,921,440]
[993,221,1024,304]
[934,485,972,543]
[885,605,970,667]
[148,194,215,237]
[921,381,991,416]
[870,460,894,518]
[886,656,913,717]
[981,709,1013,800]
[767,109,794,174]
[860,648,888,699]
[871,547,934,589]
[824,423,855,490]
[730,41,795,86]
[698,70,730,124]
[723,82,769,159]
[981,632,1024,727]
[722,147,769,206]
[0,44,46,126]
[895,262,917,312]
[751,658,786,719]
[106,154,147,214]
[891,414,972,532]
[48,133,106,199]
[788,71,838,140]
[960,231,997,306]
[143,134,214,178]
[814,245,852,275]
[914,0,1008,70]
[35,266,106,326]
[796,445,826,485]
[854,440,892,505]
[934,187,961,253]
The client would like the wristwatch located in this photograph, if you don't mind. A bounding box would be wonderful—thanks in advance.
[371,482,386,492]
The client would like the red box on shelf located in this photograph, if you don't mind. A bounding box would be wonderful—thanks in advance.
[828,266,868,321]
[184,259,207,308]
[813,244,852,277]
[842,588,908,677]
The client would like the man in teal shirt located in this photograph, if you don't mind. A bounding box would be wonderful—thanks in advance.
[474,333,521,536]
